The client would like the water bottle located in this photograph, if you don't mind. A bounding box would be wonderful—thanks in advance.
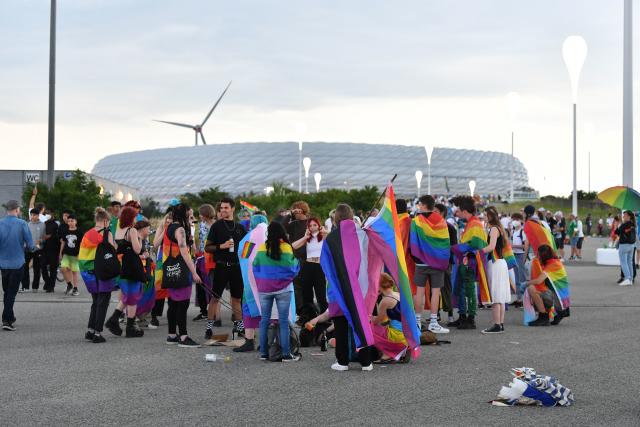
[228,238,235,253]
[320,331,328,352]
[205,353,231,362]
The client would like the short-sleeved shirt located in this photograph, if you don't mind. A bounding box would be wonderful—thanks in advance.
[616,221,636,244]
[206,220,247,263]
[61,229,84,256]
[43,220,60,253]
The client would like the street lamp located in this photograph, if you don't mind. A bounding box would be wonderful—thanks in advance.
[425,146,434,195]
[469,180,476,197]
[415,170,423,197]
[47,0,57,188]
[314,173,322,192]
[295,122,307,193]
[562,35,588,216]
[506,91,520,203]
[303,157,311,193]
[623,0,633,187]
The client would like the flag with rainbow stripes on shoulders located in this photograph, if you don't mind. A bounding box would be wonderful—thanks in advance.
[240,200,258,214]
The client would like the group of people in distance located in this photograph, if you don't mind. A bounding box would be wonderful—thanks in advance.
[1,190,571,371]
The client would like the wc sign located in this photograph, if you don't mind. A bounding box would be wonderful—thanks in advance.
[25,172,41,184]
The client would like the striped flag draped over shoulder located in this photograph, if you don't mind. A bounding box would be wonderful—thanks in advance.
[364,184,421,356]
[452,216,491,304]
[320,219,383,350]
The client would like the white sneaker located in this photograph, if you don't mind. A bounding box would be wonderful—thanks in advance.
[331,362,349,371]
[427,322,450,334]
[619,279,633,286]
[361,364,373,372]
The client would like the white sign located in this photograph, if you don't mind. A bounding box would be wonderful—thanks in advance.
[25,172,40,184]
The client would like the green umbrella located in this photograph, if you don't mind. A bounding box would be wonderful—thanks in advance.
[597,186,640,211]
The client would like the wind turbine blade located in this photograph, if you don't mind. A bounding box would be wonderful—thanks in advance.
[195,131,198,146]
[201,80,232,127]
[153,120,196,129]
[200,131,207,145]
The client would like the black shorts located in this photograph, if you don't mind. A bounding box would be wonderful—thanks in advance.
[212,263,243,300]
[554,237,564,249]
[576,237,584,250]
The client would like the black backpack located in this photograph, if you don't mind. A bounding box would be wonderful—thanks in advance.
[267,322,301,362]
[94,228,121,281]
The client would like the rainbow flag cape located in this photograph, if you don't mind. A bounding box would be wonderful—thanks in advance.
[365,184,421,356]
[409,211,451,271]
[541,258,570,309]
[524,219,556,254]
[136,261,156,316]
[78,228,103,272]
[252,242,300,294]
[238,224,267,319]
[452,216,491,304]
[240,200,258,213]
[498,240,517,270]
[321,219,384,349]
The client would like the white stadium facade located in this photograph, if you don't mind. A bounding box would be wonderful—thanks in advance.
[92,142,533,206]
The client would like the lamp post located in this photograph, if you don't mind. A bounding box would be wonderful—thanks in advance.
[303,157,311,194]
[295,122,307,193]
[506,91,520,203]
[415,170,423,197]
[563,35,587,216]
[425,146,434,195]
[314,173,322,192]
[47,0,57,188]
[469,180,476,197]
[584,122,595,194]
[623,0,634,187]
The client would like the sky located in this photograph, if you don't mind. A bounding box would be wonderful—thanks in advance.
[0,0,637,196]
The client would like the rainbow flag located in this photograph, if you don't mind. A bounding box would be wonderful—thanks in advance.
[241,241,256,259]
[365,184,421,356]
[499,240,517,270]
[136,261,156,316]
[409,211,451,271]
[453,216,491,304]
[240,200,258,213]
[542,258,570,309]
[524,219,556,254]
[252,242,300,294]
[78,228,103,272]
[238,224,267,319]
[321,219,383,349]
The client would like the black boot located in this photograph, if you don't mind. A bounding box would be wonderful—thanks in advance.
[459,315,476,329]
[125,317,144,338]
[105,309,123,336]
[233,338,255,353]
[447,314,466,328]
[528,312,550,327]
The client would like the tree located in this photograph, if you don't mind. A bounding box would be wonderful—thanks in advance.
[180,187,231,209]
[140,197,161,218]
[22,170,110,231]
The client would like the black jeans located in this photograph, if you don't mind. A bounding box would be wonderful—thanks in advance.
[88,292,111,332]
[333,315,373,367]
[293,267,304,316]
[301,261,328,313]
[41,251,59,291]
[167,299,190,336]
[22,250,42,290]
[152,298,165,318]
[194,282,208,316]
[2,267,23,323]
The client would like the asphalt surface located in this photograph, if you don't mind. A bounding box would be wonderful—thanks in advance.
[2,237,640,426]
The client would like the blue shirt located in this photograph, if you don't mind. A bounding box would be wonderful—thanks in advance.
[0,215,35,269]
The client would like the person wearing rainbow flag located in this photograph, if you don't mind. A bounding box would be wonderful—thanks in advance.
[78,208,116,343]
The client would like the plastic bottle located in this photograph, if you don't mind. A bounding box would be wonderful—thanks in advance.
[320,331,328,352]
[205,354,231,362]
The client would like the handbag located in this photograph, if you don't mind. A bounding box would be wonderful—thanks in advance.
[120,228,148,283]
[94,228,121,281]
[161,237,190,289]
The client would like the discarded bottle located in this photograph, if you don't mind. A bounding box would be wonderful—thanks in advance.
[205,353,231,362]
[320,331,328,352]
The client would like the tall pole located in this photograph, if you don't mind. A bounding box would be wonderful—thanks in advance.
[623,0,634,187]
[572,103,578,216]
[588,151,591,193]
[427,159,431,195]
[47,0,57,188]
[298,142,302,193]
[510,131,514,202]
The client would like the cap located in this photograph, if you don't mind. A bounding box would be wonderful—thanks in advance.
[168,198,180,207]
[3,200,21,211]
[524,205,535,216]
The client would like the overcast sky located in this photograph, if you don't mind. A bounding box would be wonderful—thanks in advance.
[0,0,637,196]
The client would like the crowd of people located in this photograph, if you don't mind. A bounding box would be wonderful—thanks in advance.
[0,188,585,370]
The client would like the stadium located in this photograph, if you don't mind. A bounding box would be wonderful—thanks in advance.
[92,142,532,206]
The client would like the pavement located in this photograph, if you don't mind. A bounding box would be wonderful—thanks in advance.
[2,237,640,426]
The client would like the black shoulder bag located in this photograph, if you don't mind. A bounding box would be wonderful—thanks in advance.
[120,228,148,283]
[161,231,190,289]
[94,228,121,281]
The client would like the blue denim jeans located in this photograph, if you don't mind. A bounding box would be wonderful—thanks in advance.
[259,291,292,357]
[618,243,635,281]
[2,267,23,323]
[514,253,527,299]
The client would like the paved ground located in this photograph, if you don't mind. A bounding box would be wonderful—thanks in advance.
[2,237,640,426]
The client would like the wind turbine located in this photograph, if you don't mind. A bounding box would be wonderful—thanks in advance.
[154,81,231,146]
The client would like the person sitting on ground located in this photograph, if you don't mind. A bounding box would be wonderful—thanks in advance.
[524,245,569,326]
[370,273,409,363]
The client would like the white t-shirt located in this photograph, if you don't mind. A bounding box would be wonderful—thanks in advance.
[324,217,333,231]
[500,217,511,233]
[576,220,584,238]
[306,235,323,259]
[511,227,526,254]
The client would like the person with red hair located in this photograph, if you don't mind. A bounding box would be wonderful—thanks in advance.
[292,216,328,315]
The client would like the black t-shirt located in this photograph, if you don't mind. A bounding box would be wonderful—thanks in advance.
[43,220,60,253]
[61,228,83,256]
[206,220,247,263]
[285,217,309,260]
[616,221,636,244]
[58,222,69,241]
